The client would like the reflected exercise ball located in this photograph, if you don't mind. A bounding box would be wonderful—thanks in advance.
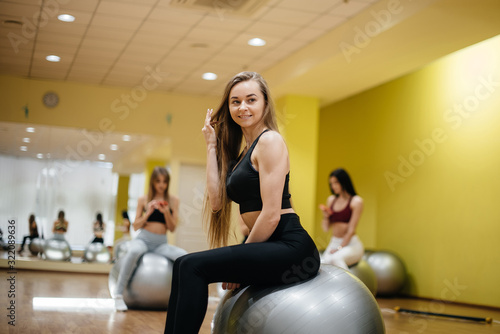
[108,252,173,310]
[29,238,45,256]
[44,238,72,261]
[212,264,385,334]
[348,258,378,296]
[113,240,131,262]
[84,243,111,263]
[366,250,407,296]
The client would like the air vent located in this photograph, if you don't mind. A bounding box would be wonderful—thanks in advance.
[170,0,269,17]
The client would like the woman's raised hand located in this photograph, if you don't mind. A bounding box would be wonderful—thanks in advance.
[202,108,216,148]
[221,282,240,290]
[319,204,332,217]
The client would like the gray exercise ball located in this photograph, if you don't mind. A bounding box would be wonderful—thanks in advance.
[84,243,111,263]
[108,252,173,310]
[44,238,72,261]
[365,250,407,296]
[113,240,131,262]
[349,258,378,296]
[212,264,385,334]
[29,238,45,256]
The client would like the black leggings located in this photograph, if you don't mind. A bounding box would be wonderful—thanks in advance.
[91,237,104,243]
[164,213,320,334]
[20,234,38,249]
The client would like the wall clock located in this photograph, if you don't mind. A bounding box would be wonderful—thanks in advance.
[43,91,59,108]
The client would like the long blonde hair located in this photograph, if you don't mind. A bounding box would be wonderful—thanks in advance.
[147,167,170,202]
[204,71,279,248]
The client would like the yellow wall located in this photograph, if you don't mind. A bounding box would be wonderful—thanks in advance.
[0,75,217,162]
[114,175,130,241]
[318,35,500,307]
[277,95,320,235]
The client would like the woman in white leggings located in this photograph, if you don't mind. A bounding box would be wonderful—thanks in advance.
[319,168,364,270]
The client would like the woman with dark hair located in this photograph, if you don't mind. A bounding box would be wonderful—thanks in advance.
[164,72,319,333]
[52,210,68,241]
[19,214,39,252]
[120,210,131,239]
[91,213,106,243]
[112,166,187,311]
[319,168,364,269]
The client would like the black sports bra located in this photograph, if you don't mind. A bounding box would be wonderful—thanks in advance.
[226,130,292,214]
[146,208,173,224]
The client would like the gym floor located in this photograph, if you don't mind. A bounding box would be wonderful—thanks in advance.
[1,253,499,334]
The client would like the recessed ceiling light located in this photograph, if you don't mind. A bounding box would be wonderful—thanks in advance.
[202,72,217,81]
[26,127,35,133]
[37,153,44,159]
[110,144,118,151]
[20,146,28,151]
[98,154,106,160]
[58,14,75,22]
[46,55,61,62]
[122,135,131,142]
[23,138,30,143]
[248,38,266,46]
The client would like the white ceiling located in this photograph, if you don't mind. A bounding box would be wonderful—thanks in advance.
[0,0,379,96]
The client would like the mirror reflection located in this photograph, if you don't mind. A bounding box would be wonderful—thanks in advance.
[0,121,170,256]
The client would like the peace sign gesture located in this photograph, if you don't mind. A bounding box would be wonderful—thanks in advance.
[202,108,216,148]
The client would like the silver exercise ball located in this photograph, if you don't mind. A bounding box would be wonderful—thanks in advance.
[84,243,111,263]
[366,250,407,296]
[212,264,385,334]
[29,238,45,256]
[108,252,173,310]
[349,258,378,296]
[216,282,226,299]
[44,238,72,261]
[113,240,130,262]
[363,249,376,260]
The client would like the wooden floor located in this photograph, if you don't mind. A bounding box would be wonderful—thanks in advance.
[2,256,500,333]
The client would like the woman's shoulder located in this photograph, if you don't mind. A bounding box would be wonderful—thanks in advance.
[326,195,336,205]
[351,195,364,207]
[256,130,286,151]
[168,194,179,203]
[260,129,284,142]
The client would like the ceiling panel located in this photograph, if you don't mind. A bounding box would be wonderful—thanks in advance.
[96,1,155,18]
[57,0,100,12]
[284,0,343,13]
[259,7,319,26]
[330,0,372,17]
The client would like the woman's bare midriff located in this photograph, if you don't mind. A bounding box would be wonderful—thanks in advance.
[241,208,295,231]
[331,222,349,238]
[143,222,168,235]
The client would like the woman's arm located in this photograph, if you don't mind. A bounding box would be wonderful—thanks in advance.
[132,196,151,231]
[340,196,363,247]
[320,196,334,232]
[202,109,222,211]
[159,195,179,232]
[245,132,288,243]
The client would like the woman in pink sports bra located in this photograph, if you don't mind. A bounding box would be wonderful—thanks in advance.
[319,168,364,269]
